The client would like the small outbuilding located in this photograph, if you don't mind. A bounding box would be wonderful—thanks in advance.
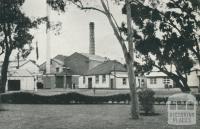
[5,70,37,91]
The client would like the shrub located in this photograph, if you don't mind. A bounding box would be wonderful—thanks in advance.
[194,94,200,104]
[37,82,44,89]
[154,97,168,104]
[138,88,155,114]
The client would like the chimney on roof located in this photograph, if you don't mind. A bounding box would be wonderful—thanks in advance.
[89,22,95,55]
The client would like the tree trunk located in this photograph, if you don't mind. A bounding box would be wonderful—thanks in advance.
[167,73,190,92]
[154,65,191,92]
[177,77,190,92]
[100,0,139,119]
[126,0,139,119]
[126,58,140,119]
[0,50,12,93]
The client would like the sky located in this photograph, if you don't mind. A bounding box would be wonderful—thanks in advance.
[8,0,127,65]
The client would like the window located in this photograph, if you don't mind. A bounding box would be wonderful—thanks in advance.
[122,78,127,85]
[95,75,99,84]
[150,78,157,84]
[56,67,59,72]
[163,77,170,84]
[83,76,86,84]
[102,75,106,83]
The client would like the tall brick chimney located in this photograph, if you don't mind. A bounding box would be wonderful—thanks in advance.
[89,22,95,55]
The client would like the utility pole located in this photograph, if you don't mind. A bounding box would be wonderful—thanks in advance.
[126,0,139,119]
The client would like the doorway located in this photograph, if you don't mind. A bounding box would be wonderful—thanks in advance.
[8,80,20,91]
[56,76,64,88]
[88,78,92,89]
[110,79,114,89]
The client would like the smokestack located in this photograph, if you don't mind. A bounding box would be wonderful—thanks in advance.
[89,22,95,55]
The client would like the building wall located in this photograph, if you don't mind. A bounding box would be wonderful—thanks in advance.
[79,72,146,89]
[72,75,80,89]
[146,77,173,89]
[6,76,36,91]
[20,61,39,75]
[79,75,110,88]
[40,60,63,74]
[187,71,200,88]
[43,75,56,89]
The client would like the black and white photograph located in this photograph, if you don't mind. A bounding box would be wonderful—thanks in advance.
[0,0,200,129]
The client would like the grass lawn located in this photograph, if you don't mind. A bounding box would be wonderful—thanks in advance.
[0,104,199,129]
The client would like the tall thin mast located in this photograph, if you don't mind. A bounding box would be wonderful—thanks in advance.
[46,2,51,74]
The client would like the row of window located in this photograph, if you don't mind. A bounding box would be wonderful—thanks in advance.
[150,77,171,84]
[95,75,106,83]
[83,76,127,85]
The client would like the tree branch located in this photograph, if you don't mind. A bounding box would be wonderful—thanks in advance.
[70,0,107,15]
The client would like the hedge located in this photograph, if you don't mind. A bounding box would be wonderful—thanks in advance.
[0,92,130,104]
[0,92,200,105]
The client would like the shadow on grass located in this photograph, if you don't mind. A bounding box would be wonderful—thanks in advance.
[0,104,8,112]
[0,108,8,112]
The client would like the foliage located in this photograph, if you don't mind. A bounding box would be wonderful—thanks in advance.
[121,0,200,92]
[0,0,45,93]
[1,91,199,105]
[138,89,155,114]
[0,92,130,104]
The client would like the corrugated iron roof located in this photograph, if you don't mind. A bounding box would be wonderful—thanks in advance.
[7,69,33,77]
[80,53,108,62]
[145,71,168,77]
[86,60,126,75]
[0,59,38,69]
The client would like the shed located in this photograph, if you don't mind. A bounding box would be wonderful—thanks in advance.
[5,70,36,91]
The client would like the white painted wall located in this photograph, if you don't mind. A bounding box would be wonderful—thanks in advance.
[79,72,146,89]
[146,77,173,89]
[79,75,110,88]
[187,71,200,88]
[93,75,110,88]
[6,76,36,91]
[20,61,39,75]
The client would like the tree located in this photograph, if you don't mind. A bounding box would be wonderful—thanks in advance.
[121,0,200,92]
[47,0,140,119]
[0,0,45,93]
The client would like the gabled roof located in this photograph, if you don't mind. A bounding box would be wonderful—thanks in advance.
[79,53,108,62]
[39,54,68,68]
[145,71,168,77]
[86,60,126,75]
[54,54,68,62]
[0,59,38,69]
[63,52,108,75]
[7,69,33,77]
[145,63,200,77]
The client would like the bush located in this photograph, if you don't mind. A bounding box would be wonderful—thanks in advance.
[138,89,155,114]
[154,97,168,104]
[194,94,200,104]
[37,82,44,89]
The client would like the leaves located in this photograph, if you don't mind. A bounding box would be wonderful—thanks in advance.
[131,0,200,86]
[47,0,66,12]
[0,0,45,57]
